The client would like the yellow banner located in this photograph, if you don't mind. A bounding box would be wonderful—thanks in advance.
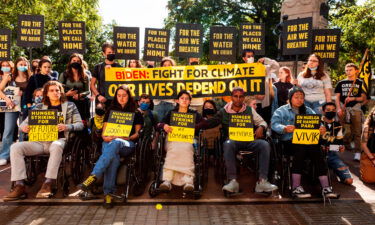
[292,129,320,145]
[168,126,195,143]
[29,125,58,142]
[228,127,254,142]
[103,123,132,137]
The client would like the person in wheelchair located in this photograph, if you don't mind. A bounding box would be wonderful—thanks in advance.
[89,102,106,142]
[80,85,143,208]
[158,90,204,192]
[137,93,158,138]
[205,87,278,194]
[3,81,84,201]
[271,86,338,198]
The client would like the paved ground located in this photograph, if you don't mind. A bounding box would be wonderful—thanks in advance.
[2,202,375,225]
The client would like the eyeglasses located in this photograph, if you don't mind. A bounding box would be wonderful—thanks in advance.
[308,59,319,63]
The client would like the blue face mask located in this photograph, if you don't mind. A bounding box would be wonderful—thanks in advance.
[139,102,150,111]
[309,66,318,71]
[17,66,28,72]
[34,96,43,104]
[1,67,11,73]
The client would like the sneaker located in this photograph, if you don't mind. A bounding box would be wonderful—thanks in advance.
[255,179,278,193]
[36,182,52,198]
[80,175,97,191]
[183,183,194,192]
[159,181,172,191]
[3,184,27,201]
[292,186,311,199]
[354,153,361,161]
[222,179,239,193]
[322,186,339,199]
[0,159,7,166]
[103,194,114,209]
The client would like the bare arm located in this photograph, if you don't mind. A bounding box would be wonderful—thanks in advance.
[324,88,332,102]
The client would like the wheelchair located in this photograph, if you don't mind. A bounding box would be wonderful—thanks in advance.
[148,129,208,199]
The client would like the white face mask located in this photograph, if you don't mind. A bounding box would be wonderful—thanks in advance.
[247,57,254,63]
[309,66,318,71]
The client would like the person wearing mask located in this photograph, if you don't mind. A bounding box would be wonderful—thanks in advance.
[137,94,158,138]
[335,63,366,161]
[3,81,83,201]
[271,87,338,199]
[360,106,375,183]
[31,88,43,109]
[271,67,294,114]
[59,53,90,121]
[295,54,332,114]
[80,85,143,208]
[201,100,220,152]
[90,43,121,108]
[321,102,353,185]
[0,57,31,165]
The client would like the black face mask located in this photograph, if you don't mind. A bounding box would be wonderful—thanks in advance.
[203,108,216,116]
[106,54,116,61]
[325,111,336,120]
[95,108,106,116]
[190,61,199,65]
[70,62,81,70]
[147,65,154,68]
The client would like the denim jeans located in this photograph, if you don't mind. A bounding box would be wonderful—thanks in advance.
[0,112,19,160]
[305,100,324,114]
[154,101,174,121]
[223,139,270,180]
[327,151,352,182]
[92,138,135,195]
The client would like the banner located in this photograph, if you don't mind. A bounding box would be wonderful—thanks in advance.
[312,29,340,63]
[103,111,134,137]
[0,86,21,112]
[175,23,203,58]
[0,29,11,61]
[282,17,312,55]
[28,110,58,142]
[239,23,265,55]
[143,28,170,61]
[209,26,237,62]
[59,21,86,54]
[228,114,254,142]
[17,15,44,48]
[168,112,196,143]
[292,114,321,145]
[358,49,372,97]
[113,27,139,59]
[104,63,266,99]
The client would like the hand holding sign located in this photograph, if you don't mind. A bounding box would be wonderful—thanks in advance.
[163,124,173,133]
[168,112,196,143]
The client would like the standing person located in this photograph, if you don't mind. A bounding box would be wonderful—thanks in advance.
[90,43,121,108]
[0,57,31,165]
[41,56,58,80]
[335,63,366,161]
[3,81,83,201]
[188,58,204,112]
[80,85,143,208]
[271,66,294,114]
[296,54,332,114]
[30,59,40,75]
[153,57,176,119]
[360,106,375,183]
[59,53,90,121]
[127,60,142,68]
[321,102,353,185]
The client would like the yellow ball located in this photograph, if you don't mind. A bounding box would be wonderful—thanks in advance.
[155,203,163,210]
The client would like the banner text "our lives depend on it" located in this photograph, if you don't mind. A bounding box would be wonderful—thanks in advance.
[104,63,266,99]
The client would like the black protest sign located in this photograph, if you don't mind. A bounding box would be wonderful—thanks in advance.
[239,23,265,55]
[168,112,196,143]
[312,29,341,64]
[292,114,321,145]
[28,110,58,142]
[175,23,203,58]
[282,17,312,55]
[103,111,135,137]
[59,21,86,54]
[0,29,11,61]
[209,26,237,62]
[113,27,139,59]
[228,114,254,142]
[17,15,44,48]
[143,28,170,61]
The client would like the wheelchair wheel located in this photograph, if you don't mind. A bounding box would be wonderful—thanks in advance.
[148,181,159,198]
[71,137,88,185]
[24,156,37,186]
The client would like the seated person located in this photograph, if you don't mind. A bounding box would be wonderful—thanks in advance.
[158,90,204,192]
[3,81,84,201]
[201,100,220,151]
[80,85,143,208]
[360,106,375,183]
[271,87,338,198]
[137,93,159,138]
[205,87,278,194]
[321,102,353,185]
[89,102,106,143]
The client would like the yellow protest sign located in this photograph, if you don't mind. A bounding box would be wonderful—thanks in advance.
[28,110,58,142]
[228,114,254,142]
[105,63,266,99]
[103,111,134,137]
[292,114,321,145]
[168,112,196,143]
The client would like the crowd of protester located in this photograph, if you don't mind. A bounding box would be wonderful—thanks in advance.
[0,43,374,208]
